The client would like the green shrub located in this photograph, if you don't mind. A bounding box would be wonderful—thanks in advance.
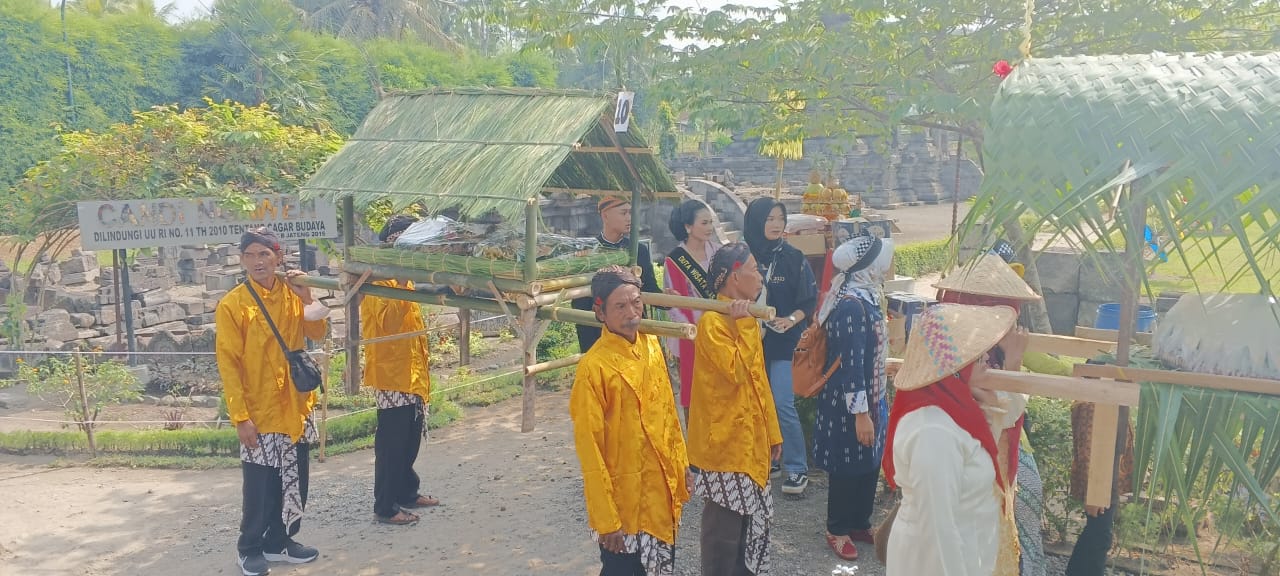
[1025,396,1076,542]
[536,321,580,362]
[894,238,951,277]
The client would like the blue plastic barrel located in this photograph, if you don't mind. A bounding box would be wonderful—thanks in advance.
[1094,303,1158,333]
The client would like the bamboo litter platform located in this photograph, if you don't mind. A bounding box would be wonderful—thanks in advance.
[298,88,765,432]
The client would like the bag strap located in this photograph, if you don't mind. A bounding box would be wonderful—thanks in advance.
[244,279,293,355]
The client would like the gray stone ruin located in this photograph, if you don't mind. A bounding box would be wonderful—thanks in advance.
[0,243,340,394]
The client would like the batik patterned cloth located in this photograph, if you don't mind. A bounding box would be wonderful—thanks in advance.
[375,389,429,440]
[695,470,773,575]
[240,416,318,531]
[1015,449,1047,576]
[591,530,677,575]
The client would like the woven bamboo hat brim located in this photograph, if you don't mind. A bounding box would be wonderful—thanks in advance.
[934,254,1041,301]
[894,304,1018,391]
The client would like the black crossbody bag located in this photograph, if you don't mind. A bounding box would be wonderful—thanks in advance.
[244,280,324,393]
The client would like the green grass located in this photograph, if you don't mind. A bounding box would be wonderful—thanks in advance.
[1096,225,1279,294]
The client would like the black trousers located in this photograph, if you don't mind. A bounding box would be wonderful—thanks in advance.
[827,470,879,535]
[374,403,424,518]
[599,546,646,576]
[237,444,310,557]
[700,500,752,576]
[1065,506,1115,576]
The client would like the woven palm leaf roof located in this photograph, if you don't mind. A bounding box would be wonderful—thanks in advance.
[301,87,677,222]
[979,52,1280,204]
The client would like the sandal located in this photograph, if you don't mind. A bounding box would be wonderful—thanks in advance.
[401,495,440,509]
[376,511,419,525]
[826,533,858,560]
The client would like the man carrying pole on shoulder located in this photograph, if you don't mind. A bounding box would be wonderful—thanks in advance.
[363,214,439,526]
[570,265,694,575]
[217,228,330,576]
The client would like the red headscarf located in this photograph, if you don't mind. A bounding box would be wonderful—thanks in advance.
[937,289,1025,483]
[882,363,1007,494]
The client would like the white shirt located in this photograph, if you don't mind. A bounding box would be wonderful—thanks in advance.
[887,406,1001,576]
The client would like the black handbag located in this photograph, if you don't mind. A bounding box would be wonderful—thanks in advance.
[244,280,324,393]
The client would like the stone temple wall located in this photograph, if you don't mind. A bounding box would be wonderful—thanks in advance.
[666,129,982,209]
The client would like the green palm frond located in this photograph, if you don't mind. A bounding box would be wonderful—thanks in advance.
[961,52,1280,297]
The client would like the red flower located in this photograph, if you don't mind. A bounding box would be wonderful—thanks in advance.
[992,60,1014,79]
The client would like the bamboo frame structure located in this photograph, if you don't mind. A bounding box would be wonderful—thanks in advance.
[302,90,693,432]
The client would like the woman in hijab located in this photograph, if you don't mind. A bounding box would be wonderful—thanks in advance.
[813,234,894,560]
[663,199,720,417]
[882,304,1028,576]
[743,197,819,495]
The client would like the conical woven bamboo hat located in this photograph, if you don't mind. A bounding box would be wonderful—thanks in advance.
[934,254,1041,301]
[894,304,1018,391]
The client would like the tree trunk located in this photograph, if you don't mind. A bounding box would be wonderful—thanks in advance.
[1003,219,1054,334]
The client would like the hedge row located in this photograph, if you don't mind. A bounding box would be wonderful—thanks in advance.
[894,238,951,278]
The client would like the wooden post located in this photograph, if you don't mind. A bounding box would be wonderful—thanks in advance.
[459,309,471,367]
[342,197,361,395]
[1110,186,1148,507]
[118,249,138,364]
[319,351,330,463]
[112,251,123,347]
[521,198,541,432]
[73,351,97,458]
[519,308,539,433]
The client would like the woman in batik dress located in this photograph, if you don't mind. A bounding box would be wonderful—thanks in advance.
[813,234,894,560]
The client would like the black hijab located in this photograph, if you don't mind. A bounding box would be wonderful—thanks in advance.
[744,197,786,265]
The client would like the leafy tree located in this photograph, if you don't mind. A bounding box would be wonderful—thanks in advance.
[0,0,182,190]
[1,101,342,265]
[16,354,141,444]
[291,0,459,48]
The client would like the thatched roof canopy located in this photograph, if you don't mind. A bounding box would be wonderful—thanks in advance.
[301,88,678,222]
[979,52,1280,204]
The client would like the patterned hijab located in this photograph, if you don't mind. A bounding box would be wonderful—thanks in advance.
[817,235,882,325]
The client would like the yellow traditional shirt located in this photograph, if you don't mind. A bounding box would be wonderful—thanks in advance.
[361,279,431,402]
[570,328,691,544]
[216,277,328,442]
[687,299,783,489]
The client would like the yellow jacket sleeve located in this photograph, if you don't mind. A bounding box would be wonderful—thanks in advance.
[215,300,250,423]
[569,366,622,534]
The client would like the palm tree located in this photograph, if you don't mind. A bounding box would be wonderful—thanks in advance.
[290,0,460,49]
[961,52,1280,572]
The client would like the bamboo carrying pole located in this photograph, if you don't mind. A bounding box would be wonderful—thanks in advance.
[291,276,699,340]
[540,306,696,340]
[640,293,776,321]
[525,353,583,376]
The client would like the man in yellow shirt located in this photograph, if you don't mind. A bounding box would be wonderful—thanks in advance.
[363,214,438,526]
[216,228,329,576]
[570,265,693,576]
[687,242,783,576]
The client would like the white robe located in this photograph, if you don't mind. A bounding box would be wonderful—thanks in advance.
[886,406,1002,576]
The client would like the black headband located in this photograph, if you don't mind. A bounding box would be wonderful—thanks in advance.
[240,227,281,253]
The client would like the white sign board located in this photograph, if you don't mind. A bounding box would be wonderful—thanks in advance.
[614,91,635,133]
[77,195,339,251]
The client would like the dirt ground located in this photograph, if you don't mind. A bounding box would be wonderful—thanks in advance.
[0,390,895,576]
